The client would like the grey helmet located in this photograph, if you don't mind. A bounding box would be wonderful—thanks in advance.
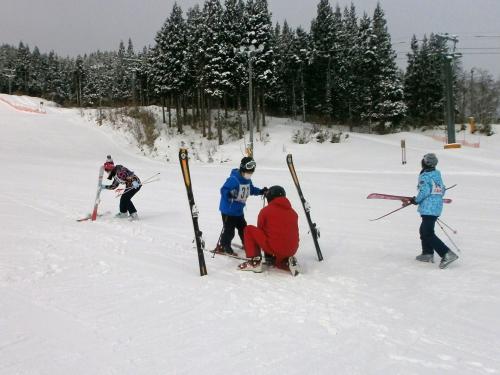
[422,153,438,168]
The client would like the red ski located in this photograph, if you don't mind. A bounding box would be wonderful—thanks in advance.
[77,165,105,222]
[367,193,452,204]
[91,166,105,220]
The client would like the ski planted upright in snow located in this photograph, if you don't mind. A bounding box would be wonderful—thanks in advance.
[179,148,208,276]
[91,165,105,220]
[286,154,323,262]
[77,165,105,222]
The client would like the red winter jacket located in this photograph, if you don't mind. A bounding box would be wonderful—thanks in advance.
[257,197,299,257]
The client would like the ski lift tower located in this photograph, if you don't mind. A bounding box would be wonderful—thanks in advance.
[436,34,462,149]
[235,43,264,158]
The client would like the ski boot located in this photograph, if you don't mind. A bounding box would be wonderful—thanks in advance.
[416,253,434,263]
[439,250,459,269]
[238,257,263,273]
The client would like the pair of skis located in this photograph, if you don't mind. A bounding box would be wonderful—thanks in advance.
[367,184,456,221]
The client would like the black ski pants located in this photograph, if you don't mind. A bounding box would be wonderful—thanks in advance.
[220,214,247,249]
[419,215,450,258]
[120,186,141,214]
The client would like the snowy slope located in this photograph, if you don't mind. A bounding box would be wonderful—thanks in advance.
[1,95,499,375]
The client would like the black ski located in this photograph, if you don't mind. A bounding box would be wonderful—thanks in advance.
[286,154,323,261]
[179,148,208,276]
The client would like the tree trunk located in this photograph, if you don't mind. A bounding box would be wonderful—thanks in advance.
[218,98,223,145]
[194,89,200,130]
[237,94,243,139]
[183,94,188,126]
[245,95,250,131]
[207,96,212,140]
[255,89,261,133]
[300,66,306,122]
[201,91,206,137]
[167,94,171,127]
[261,91,266,128]
[162,95,166,124]
[224,92,228,122]
[176,94,182,133]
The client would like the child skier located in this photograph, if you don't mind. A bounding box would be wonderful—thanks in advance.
[238,185,300,276]
[101,156,142,221]
[405,153,458,269]
[216,156,267,255]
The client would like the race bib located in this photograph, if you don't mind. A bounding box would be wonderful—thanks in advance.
[235,184,250,202]
[431,180,443,195]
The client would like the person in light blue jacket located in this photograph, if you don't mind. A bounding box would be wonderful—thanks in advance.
[215,157,267,255]
[407,153,458,269]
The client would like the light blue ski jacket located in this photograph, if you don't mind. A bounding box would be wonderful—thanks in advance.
[415,168,446,216]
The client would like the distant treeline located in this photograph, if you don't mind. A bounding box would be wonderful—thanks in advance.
[1,0,499,137]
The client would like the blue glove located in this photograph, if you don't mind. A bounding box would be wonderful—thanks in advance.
[132,180,140,189]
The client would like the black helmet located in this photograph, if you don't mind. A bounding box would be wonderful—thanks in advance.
[266,185,286,202]
[240,156,256,173]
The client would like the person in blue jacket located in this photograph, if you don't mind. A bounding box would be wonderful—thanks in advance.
[216,157,267,255]
[406,153,458,269]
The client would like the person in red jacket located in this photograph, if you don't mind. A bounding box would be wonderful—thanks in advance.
[238,185,300,276]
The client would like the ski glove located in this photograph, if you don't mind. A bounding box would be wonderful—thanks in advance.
[132,180,140,189]
[261,187,268,196]
[229,189,238,199]
[409,196,417,205]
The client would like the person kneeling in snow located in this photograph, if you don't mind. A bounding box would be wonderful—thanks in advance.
[238,185,300,276]
[101,155,141,221]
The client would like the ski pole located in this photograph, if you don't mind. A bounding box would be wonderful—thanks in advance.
[437,219,462,253]
[141,172,161,184]
[437,218,457,234]
[369,202,412,221]
[446,184,457,191]
[115,178,160,197]
[213,216,228,258]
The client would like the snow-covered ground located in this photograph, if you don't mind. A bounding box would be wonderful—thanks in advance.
[1,94,499,375]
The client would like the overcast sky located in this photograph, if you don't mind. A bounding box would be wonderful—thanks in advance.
[1,0,499,77]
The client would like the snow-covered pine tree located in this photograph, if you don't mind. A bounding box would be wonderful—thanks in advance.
[272,21,301,117]
[404,34,445,126]
[369,3,406,130]
[295,26,311,122]
[185,5,205,133]
[135,46,152,106]
[200,0,226,142]
[309,0,333,118]
[354,13,374,127]
[150,3,189,131]
[403,35,422,124]
[112,41,132,104]
[14,42,31,93]
[74,55,85,106]
[161,3,188,133]
[222,0,247,138]
[244,0,275,130]
[341,3,360,127]
[329,4,345,122]
[29,47,47,97]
